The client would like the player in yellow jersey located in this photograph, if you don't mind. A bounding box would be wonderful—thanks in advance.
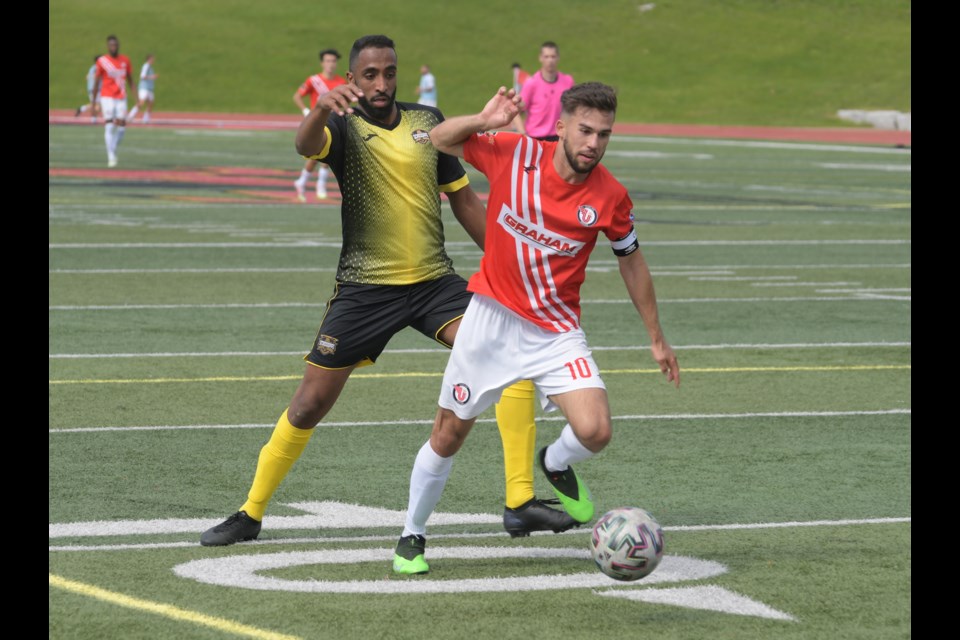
[200,35,577,548]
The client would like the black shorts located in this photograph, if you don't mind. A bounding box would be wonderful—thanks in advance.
[305,274,473,369]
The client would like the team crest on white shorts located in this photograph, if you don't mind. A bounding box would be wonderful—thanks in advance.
[577,204,599,227]
[451,383,471,405]
[316,334,338,355]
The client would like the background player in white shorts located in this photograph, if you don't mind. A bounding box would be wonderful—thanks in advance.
[128,54,157,123]
[393,82,680,574]
[75,56,102,122]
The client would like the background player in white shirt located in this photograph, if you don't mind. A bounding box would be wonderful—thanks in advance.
[128,54,157,123]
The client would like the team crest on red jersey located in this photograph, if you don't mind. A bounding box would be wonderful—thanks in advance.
[411,129,430,144]
[480,131,498,144]
[452,383,471,405]
[577,204,599,227]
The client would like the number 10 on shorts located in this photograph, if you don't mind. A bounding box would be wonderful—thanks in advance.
[564,357,593,379]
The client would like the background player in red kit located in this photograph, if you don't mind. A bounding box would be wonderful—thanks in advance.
[91,35,133,167]
[393,82,680,574]
[292,48,346,201]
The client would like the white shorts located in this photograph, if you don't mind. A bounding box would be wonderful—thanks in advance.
[100,97,128,121]
[418,98,437,108]
[138,88,154,102]
[439,294,606,420]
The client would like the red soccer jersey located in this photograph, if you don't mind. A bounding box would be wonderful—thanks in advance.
[297,74,347,109]
[95,55,133,99]
[463,132,635,333]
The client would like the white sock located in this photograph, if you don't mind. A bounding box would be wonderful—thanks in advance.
[402,441,453,537]
[317,167,328,184]
[142,111,151,123]
[104,123,116,153]
[544,424,594,472]
[295,169,310,187]
[114,126,126,150]
[128,105,139,120]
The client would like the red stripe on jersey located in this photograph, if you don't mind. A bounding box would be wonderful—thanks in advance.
[96,55,132,99]
[511,137,579,331]
[298,74,347,109]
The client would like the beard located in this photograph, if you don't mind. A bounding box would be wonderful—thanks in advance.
[358,88,397,121]
[562,138,601,175]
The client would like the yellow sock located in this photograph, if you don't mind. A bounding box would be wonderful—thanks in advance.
[239,409,314,521]
[496,379,537,509]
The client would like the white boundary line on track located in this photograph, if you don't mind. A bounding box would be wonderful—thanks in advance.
[617,136,911,154]
[48,409,911,434]
[48,341,911,359]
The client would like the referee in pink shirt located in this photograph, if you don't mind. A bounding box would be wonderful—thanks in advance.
[517,41,575,141]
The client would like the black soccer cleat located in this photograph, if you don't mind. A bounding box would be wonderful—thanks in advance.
[503,498,579,538]
[200,510,262,546]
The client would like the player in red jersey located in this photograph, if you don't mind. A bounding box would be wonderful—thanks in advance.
[91,35,133,167]
[393,82,680,574]
[292,49,346,201]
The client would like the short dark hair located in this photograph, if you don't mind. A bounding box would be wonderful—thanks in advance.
[511,62,521,69]
[319,48,341,61]
[106,35,118,42]
[561,82,618,116]
[541,41,559,53]
[349,35,395,71]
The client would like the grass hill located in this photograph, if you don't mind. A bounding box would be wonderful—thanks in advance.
[49,0,910,126]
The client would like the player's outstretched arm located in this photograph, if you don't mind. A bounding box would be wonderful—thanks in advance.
[618,248,680,388]
[295,83,364,157]
[429,87,523,157]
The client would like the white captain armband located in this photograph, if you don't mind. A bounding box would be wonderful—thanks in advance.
[610,228,640,257]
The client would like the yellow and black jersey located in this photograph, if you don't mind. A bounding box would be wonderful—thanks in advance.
[305,102,470,285]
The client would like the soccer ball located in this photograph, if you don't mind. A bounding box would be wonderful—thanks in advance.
[590,506,665,581]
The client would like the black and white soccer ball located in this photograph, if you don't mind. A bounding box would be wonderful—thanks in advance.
[590,506,665,581]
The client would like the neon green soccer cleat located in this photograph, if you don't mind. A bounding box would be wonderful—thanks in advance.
[538,447,595,523]
[393,534,430,575]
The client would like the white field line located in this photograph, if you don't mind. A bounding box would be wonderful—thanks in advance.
[48,409,911,434]
[817,162,911,172]
[48,517,911,552]
[48,239,911,249]
[48,263,912,275]
[815,288,911,293]
[588,263,911,270]
[751,281,862,287]
[605,150,713,160]
[47,295,913,310]
[48,341,911,359]
[49,268,732,276]
[50,268,340,274]
[617,136,912,155]
[689,276,798,281]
